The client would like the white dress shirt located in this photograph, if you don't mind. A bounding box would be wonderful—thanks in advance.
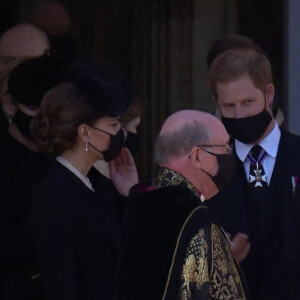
[235,122,281,185]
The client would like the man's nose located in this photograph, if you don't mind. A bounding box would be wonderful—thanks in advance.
[234,106,246,119]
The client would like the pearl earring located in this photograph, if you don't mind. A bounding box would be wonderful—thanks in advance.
[85,141,89,152]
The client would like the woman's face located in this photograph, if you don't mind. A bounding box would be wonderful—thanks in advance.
[88,116,121,157]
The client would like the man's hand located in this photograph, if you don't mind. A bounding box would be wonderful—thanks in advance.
[231,233,251,263]
[109,147,139,196]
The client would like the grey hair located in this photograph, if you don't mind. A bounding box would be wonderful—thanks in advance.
[154,120,212,165]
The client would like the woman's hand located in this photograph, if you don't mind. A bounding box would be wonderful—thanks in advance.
[109,147,139,196]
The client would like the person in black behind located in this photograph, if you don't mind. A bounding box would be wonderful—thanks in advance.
[30,69,138,300]
[207,48,300,300]
[0,23,50,141]
[0,54,64,300]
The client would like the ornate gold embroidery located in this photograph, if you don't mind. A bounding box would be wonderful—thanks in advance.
[180,229,210,300]
[179,224,246,300]
[152,167,199,198]
[210,224,246,300]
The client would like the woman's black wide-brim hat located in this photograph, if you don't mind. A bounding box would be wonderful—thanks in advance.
[73,65,132,118]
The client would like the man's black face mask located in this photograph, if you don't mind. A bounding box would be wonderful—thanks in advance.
[13,109,34,140]
[197,147,235,192]
[221,110,272,144]
[220,91,272,144]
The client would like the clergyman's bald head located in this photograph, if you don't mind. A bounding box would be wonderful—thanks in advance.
[160,110,221,136]
[155,110,226,165]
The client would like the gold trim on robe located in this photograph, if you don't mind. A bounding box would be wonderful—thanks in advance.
[153,167,247,300]
[179,224,246,300]
[152,167,199,198]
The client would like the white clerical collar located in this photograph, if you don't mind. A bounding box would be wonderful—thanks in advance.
[235,121,281,162]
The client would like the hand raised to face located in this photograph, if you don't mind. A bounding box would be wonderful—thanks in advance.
[109,147,139,196]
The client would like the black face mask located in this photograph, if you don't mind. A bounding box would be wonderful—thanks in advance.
[48,34,74,64]
[124,132,141,157]
[200,149,235,191]
[12,109,34,140]
[88,127,125,162]
[221,110,272,144]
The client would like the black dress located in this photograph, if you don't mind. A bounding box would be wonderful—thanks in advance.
[32,161,121,300]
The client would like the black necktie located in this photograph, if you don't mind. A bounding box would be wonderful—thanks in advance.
[248,145,268,189]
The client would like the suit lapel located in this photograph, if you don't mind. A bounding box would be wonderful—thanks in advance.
[234,136,286,248]
[230,130,300,246]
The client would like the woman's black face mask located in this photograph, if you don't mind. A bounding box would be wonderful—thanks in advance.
[87,126,125,162]
[124,132,141,157]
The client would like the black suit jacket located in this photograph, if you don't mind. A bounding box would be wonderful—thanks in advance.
[207,129,300,300]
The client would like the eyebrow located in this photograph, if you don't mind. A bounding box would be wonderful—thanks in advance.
[241,97,255,102]
[110,117,120,123]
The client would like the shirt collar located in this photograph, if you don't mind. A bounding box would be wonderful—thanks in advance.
[235,121,281,162]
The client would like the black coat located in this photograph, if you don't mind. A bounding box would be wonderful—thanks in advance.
[32,162,121,300]
[207,129,300,300]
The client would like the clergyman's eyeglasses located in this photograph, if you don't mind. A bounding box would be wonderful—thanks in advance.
[196,144,233,156]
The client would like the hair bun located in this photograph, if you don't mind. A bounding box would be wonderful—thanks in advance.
[31,112,50,141]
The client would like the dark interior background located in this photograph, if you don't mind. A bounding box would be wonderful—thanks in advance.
[0,0,285,181]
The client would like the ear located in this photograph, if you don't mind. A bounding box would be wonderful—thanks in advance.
[266,84,275,108]
[189,147,202,168]
[77,124,90,142]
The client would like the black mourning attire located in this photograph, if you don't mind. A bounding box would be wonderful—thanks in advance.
[0,54,68,299]
[0,131,51,300]
[32,161,122,300]
[284,190,300,299]
[115,168,247,300]
[207,130,300,300]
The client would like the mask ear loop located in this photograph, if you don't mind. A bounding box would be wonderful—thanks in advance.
[265,85,274,115]
[192,146,214,178]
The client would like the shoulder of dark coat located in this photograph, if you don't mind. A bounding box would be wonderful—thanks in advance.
[127,184,213,226]
[34,161,94,209]
[280,129,300,157]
